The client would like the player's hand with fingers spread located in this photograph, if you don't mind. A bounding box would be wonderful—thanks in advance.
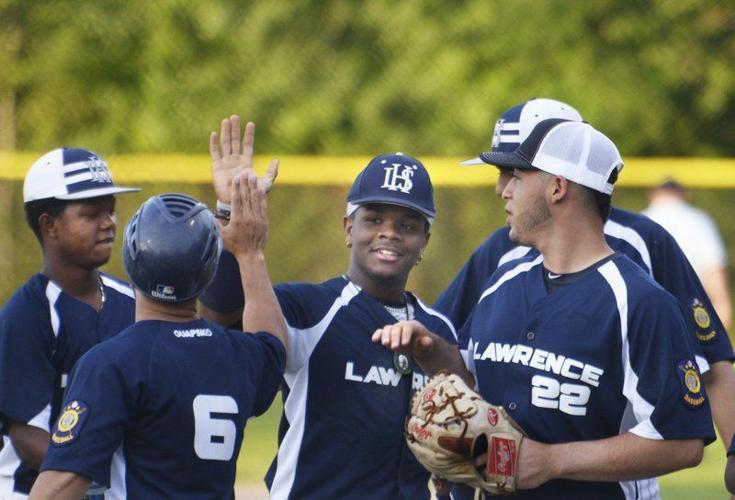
[371,320,437,359]
[210,115,279,203]
[218,171,269,259]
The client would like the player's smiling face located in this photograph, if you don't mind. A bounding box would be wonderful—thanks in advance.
[502,169,551,245]
[47,196,118,269]
[344,204,429,298]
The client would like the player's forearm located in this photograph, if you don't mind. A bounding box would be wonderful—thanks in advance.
[29,470,91,500]
[704,361,735,451]
[704,267,732,329]
[7,422,51,470]
[413,338,474,387]
[236,252,287,349]
[197,251,244,328]
[525,433,703,485]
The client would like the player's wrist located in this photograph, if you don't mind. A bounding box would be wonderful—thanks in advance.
[232,249,266,265]
[515,438,555,488]
[541,441,567,480]
[215,200,232,220]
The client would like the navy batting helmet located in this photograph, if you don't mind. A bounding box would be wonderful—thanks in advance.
[123,193,222,303]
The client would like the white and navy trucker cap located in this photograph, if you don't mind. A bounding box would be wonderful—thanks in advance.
[483,119,624,195]
[463,98,583,166]
[23,147,140,202]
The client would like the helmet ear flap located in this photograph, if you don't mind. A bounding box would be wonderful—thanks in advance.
[124,212,141,260]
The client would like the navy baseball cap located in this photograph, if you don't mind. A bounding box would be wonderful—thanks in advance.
[346,153,435,223]
[484,119,624,194]
[462,98,582,167]
[23,147,140,202]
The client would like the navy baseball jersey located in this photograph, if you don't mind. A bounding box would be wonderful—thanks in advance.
[40,318,285,499]
[201,263,457,499]
[0,273,134,497]
[460,252,715,499]
[435,207,734,367]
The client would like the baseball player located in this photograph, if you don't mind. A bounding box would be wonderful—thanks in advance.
[374,119,715,499]
[0,148,139,499]
[434,98,735,453]
[199,116,458,499]
[30,173,287,499]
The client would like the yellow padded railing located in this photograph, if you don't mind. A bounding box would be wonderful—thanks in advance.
[2,152,735,188]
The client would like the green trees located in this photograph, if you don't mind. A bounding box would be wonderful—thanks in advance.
[1,0,733,155]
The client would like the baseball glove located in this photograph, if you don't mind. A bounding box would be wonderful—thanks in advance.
[406,371,525,495]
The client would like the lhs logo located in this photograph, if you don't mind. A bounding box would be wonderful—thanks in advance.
[87,156,113,183]
[381,163,416,193]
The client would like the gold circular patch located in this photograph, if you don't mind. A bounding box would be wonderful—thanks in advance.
[57,409,79,433]
[693,305,711,329]
[684,369,701,393]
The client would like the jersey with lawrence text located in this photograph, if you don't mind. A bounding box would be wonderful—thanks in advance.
[264,277,457,500]
[460,253,714,499]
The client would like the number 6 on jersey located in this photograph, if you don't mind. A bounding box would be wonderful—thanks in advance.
[193,394,239,460]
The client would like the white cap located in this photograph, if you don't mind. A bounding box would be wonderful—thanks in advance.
[23,148,140,202]
[482,119,624,194]
[463,98,583,166]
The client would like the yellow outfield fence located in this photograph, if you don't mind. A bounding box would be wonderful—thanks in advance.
[2,152,735,188]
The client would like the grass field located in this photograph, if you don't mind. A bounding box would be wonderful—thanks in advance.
[236,399,732,499]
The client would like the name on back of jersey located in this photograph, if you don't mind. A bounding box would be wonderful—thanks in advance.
[173,328,213,338]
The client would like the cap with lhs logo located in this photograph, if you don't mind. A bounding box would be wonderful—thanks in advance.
[463,98,583,167]
[23,147,140,203]
[346,152,435,223]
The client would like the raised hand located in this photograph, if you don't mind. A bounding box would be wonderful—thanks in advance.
[209,115,279,203]
[218,171,268,259]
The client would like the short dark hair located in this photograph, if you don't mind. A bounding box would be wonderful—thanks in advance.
[590,190,613,222]
[24,198,69,243]
[578,168,618,222]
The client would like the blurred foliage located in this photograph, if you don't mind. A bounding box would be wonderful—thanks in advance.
[0,0,733,156]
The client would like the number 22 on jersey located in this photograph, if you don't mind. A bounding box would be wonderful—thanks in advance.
[531,375,591,416]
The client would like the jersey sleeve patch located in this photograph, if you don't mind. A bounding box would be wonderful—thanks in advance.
[691,299,717,343]
[677,360,706,409]
[51,400,90,446]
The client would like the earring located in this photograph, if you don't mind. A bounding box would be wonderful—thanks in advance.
[415,254,423,266]
[346,240,352,248]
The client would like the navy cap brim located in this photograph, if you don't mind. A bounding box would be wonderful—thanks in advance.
[479,151,534,170]
[348,196,435,220]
